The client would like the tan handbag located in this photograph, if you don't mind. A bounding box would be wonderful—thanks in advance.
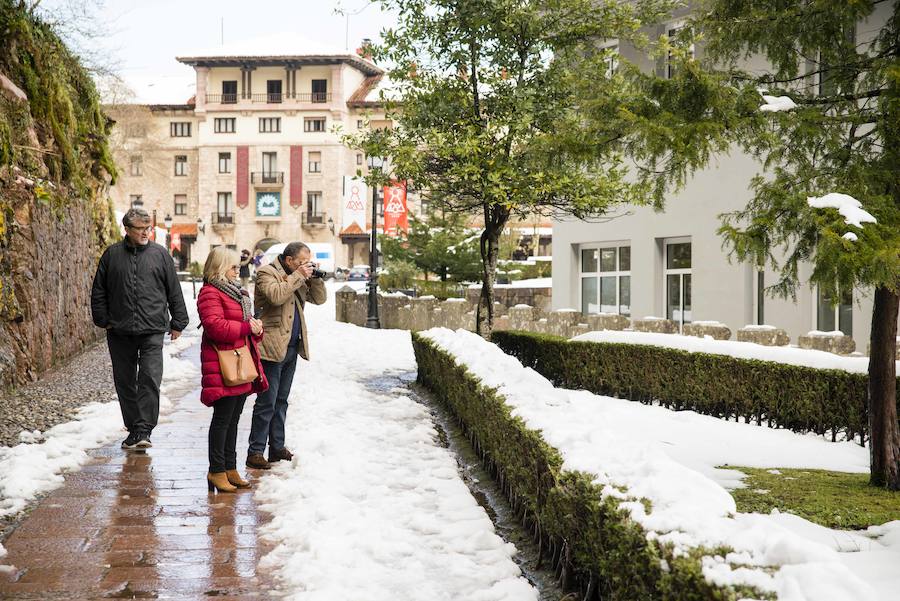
[213,339,259,386]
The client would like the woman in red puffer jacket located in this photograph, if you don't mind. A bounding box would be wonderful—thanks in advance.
[197,247,268,493]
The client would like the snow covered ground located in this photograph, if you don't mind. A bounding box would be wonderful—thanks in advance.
[0,282,201,520]
[422,327,900,601]
[252,284,537,600]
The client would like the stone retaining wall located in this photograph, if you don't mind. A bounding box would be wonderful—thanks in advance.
[335,288,867,355]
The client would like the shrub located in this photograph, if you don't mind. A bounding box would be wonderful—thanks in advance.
[413,333,766,601]
[379,258,417,290]
[492,330,899,443]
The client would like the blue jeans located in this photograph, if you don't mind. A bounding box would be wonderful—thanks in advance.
[248,343,298,455]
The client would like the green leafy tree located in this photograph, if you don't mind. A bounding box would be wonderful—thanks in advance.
[352,0,675,336]
[606,1,900,489]
[381,205,482,282]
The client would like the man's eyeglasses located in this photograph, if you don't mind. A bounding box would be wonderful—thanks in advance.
[126,225,153,233]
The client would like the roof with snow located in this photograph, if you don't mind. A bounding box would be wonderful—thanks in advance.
[176,33,382,76]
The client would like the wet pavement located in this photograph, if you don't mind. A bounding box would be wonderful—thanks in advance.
[0,365,276,599]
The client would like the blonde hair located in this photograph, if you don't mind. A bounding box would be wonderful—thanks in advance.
[204,246,241,282]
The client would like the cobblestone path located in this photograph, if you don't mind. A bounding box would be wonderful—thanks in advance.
[0,368,276,599]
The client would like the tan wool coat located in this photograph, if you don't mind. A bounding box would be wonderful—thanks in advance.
[253,258,327,362]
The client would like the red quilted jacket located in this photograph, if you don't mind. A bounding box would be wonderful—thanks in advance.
[197,284,268,406]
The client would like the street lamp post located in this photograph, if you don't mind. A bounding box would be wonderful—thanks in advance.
[163,213,173,257]
[365,156,384,329]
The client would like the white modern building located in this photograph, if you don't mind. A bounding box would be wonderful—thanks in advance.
[552,3,897,352]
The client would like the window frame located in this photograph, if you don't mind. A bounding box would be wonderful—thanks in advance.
[174,155,188,176]
[218,152,231,174]
[308,151,322,173]
[170,122,192,137]
[216,192,233,216]
[816,286,853,336]
[174,194,187,216]
[579,243,631,316]
[663,237,692,329]
[259,117,281,133]
[214,117,236,133]
[129,155,142,176]
[303,117,326,133]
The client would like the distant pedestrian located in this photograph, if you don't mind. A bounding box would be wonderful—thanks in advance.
[246,242,326,470]
[197,247,267,493]
[91,208,189,450]
[239,249,252,288]
[251,248,264,275]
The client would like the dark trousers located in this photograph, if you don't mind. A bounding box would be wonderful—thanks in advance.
[106,331,164,434]
[248,343,298,455]
[209,393,248,473]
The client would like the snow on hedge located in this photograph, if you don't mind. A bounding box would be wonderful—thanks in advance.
[0,283,201,520]
[807,193,877,228]
[421,327,900,601]
[572,329,879,373]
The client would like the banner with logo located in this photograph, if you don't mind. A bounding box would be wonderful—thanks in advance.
[341,176,368,234]
[382,180,408,237]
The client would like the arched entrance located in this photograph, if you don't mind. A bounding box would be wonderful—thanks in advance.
[253,238,281,252]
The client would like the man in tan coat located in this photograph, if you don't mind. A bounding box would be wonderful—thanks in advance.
[246,242,327,469]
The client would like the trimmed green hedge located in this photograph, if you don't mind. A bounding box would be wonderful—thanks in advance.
[492,330,899,443]
[413,333,767,601]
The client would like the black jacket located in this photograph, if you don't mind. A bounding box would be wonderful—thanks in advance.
[91,239,189,334]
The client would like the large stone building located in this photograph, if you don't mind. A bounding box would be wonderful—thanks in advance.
[107,38,403,271]
[552,2,897,352]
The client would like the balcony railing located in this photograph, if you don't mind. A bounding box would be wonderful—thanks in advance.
[304,211,326,225]
[251,171,284,185]
[205,93,332,104]
[211,212,234,225]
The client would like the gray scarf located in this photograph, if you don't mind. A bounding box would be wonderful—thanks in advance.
[206,277,252,322]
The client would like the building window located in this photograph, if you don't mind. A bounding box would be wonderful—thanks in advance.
[304,117,326,133]
[267,80,283,103]
[217,192,232,217]
[357,119,364,129]
[580,245,631,316]
[311,79,327,103]
[218,152,231,173]
[214,118,235,133]
[664,239,691,328]
[666,26,694,79]
[170,122,191,137]
[602,43,619,77]
[307,191,323,222]
[262,152,278,175]
[174,194,187,216]
[308,151,321,173]
[221,80,237,103]
[129,155,142,176]
[129,194,143,208]
[259,117,281,133]
[174,155,187,176]
[817,288,853,336]
[356,153,363,166]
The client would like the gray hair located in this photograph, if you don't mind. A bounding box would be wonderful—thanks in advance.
[282,241,310,259]
[123,208,151,227]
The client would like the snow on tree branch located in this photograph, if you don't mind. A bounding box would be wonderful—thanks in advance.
[807,193,877,228]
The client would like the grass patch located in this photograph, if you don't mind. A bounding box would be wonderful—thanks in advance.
[727,466,900,530]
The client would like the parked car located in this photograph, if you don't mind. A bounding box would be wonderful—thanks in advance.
[347,265,370,281]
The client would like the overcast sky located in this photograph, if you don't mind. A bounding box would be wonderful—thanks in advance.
[45,0,397,103]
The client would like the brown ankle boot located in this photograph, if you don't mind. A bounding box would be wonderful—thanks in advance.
[226,469,251,488]
[207,471,237,493]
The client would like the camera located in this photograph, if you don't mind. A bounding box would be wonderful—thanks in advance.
[311,267,326,279]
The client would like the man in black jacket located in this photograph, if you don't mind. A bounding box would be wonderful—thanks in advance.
[91,208,189,450]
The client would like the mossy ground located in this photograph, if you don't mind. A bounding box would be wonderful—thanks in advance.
[727,466,900,530]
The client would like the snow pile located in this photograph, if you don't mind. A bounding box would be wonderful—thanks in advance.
[572,329,881,373]
[420,328,899,601]
[759,93,797,112]
[253,286,537,600]
[843,232,859,242]
[807,193,877,229]
[0,283,201,520]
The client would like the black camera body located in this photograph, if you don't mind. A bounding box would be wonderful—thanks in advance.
[311,268,326,279]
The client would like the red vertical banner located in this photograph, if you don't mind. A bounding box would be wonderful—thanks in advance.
[289,145,303,208]
[236,145,249,208]
[382,180,408,237]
